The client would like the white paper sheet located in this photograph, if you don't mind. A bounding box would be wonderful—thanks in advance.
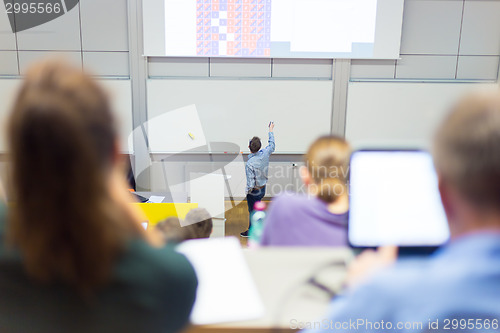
[176,237,265,325]
[148,195,166,203]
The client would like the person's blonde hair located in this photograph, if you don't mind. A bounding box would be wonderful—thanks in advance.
[7,60,143,295]
[433,89,500,211]
[305,136,351,203]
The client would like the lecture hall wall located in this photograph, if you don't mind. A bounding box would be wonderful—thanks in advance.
[0,0,499,198]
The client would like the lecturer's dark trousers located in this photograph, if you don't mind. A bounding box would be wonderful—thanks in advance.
[246,186,266,230]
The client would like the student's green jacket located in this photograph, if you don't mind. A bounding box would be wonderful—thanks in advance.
[0,203,198,333]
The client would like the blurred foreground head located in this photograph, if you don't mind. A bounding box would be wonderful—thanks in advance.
[303,136,351,204]
[433,89,500,236]
[184,208,213,239]
[7,60,139,294]
[156,208,213,243]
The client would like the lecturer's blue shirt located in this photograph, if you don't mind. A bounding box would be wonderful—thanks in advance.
[305,233,500,333]
[245,132,275,194]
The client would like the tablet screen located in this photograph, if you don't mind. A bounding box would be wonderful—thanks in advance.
[348,150,450,247]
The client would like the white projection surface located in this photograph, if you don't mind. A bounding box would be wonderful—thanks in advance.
[143,0,405,59]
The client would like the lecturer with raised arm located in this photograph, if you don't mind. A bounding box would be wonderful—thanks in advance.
[241,122,275,237]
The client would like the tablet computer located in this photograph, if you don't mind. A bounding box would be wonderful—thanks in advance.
[348,150,450,249]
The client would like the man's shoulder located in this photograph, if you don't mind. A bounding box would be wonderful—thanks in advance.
[246,157,257,168]
[320,248,500,333]
[248,151,265,161]
[348,254,474,305]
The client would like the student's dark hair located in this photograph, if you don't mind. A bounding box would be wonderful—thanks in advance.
[184,208,213,239]
[433,89,500,212]
[305,136,351,204]
[156,209,213,243]
[155,217,188,243]
[249,136,261,153]
[7,60,143,295]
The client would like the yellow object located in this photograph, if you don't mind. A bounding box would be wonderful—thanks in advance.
[133,203,198,226]
[188,132,195,139]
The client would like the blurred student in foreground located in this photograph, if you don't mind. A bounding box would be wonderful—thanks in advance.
[261,136,350,246]
[305,90,500,333]
[0,60,197,333]
[156,208,213,243]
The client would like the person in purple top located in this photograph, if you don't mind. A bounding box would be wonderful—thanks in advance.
[261,136,351,247]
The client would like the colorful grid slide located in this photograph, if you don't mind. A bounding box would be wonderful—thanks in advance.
[196,0,272,57]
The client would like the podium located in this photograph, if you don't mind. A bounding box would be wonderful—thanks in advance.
[190,173,226,238]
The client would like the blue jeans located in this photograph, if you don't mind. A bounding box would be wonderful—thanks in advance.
[246,186,266,230]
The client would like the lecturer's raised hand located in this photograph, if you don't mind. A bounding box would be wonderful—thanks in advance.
[269,122,275,132]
